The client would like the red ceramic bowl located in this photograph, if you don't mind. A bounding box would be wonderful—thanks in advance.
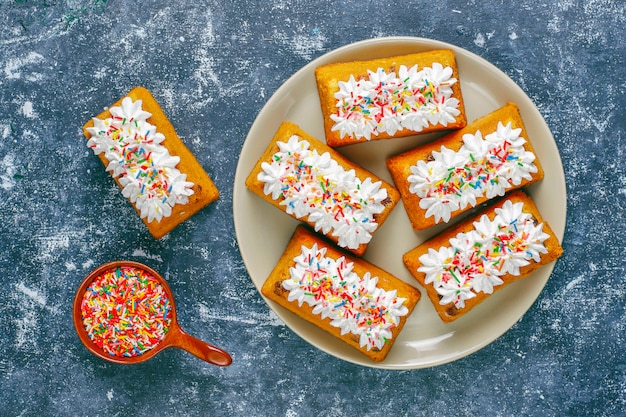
[73,261,232,366]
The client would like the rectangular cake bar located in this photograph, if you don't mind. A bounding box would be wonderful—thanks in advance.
[403,190,563,323]
[315,49,467,147]
[84,87,219,239]
[245,121,400,257]
[262,225,421,362]
[387,102,544,231]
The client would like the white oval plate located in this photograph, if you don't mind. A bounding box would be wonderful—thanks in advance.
[233,37,566,369]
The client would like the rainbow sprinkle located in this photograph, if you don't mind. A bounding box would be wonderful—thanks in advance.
[80,266,172,358]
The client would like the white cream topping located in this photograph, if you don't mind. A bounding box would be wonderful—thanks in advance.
[416,200,550,309]
[407,121,538,224]
[86,97,194,223]
[257,135,388,250]
[330,63,461,141]
[283,243,409,351]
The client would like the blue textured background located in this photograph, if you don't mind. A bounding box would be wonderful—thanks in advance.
[1,1,624,416]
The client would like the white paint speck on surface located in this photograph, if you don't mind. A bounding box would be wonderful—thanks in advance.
[566,275,584,290]
[270,24,326,60]
[288,31,326,60]
[474,32,486,47]
[15,282,47,307]
[131,248,164,262]
[93,66,108,79]
[13,309,37,350]
[1,122,10,139]
[82,259,95,270]
[3,51,44,80]
[0,154,18,191]
[196,301,282,326]
[21,101,35,118]
[35,233,71,263]
[285,391,306,417]
[547,16,560,33]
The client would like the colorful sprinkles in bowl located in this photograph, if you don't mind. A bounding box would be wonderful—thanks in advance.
[80,265,172,357]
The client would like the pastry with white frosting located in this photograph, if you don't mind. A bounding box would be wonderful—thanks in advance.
[315,49,466,147]
[403,191,562,322]
[84,87,219,239]
[387,102,543,231]
[262,225,420,362]
[245,121,400,256]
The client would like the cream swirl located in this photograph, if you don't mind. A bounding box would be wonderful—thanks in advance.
[282,243,409,351]
[257,135,388,250]
[86,97,194,223]
[417,200,550,309]
[330,63,461,140]
[407,121,538,223]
